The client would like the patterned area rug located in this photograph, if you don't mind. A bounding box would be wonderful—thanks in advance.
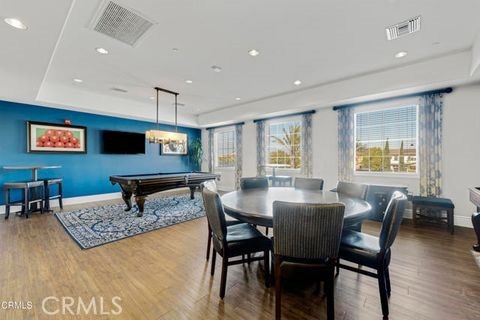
[55,193,204,249]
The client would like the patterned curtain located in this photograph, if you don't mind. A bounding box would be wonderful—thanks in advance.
[418,93,444,196]
[207,129,214,173]
[256,120,266,176]
[337,108,354,181]
[235,124,243,189]
[301,113,313,177]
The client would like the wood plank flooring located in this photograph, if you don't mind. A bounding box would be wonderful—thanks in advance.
[0,193,479,320]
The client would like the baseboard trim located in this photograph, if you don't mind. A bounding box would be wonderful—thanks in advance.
[454,215,473,228]
[0,192,123,215]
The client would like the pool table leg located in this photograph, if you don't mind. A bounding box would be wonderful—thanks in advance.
[121,191,133,211]
[135,196,146,217]
[189,186,196,199]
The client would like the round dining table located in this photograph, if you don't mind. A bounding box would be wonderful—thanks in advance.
[221,187,372,228]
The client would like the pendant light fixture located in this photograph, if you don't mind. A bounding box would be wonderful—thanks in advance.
[145,87,187,151]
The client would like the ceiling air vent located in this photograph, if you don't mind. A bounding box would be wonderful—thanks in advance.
[386,16,421,41]
[89,1,155,46]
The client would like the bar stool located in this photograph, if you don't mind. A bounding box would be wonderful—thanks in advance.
[4,180,45,219]
[41,178,63,211]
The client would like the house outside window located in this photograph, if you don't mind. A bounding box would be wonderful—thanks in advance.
[355,105,418,174]
[266,117,302,169]
[214,128,236,168]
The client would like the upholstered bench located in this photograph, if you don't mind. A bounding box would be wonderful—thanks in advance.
[412,196,454,234]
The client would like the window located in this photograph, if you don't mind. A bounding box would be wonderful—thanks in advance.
[266,117,302,169]
[355,105,417,174]
[214,129,236,168]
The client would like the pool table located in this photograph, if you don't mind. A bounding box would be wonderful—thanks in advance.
[110,172,219,216]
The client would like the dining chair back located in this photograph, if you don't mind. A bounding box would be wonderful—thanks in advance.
[202,186,227,247]
[273,201,345,259]
[335,181,368,200]
[240,177,269,190]
[294,177,324,191]
[272,201,345,320]
[379,191,407,251]
[202,179,218,193]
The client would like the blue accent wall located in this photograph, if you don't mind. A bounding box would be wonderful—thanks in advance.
[0,100,201,205]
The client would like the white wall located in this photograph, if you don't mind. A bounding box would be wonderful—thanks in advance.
[443,84,480,227]
[203,83,480,227]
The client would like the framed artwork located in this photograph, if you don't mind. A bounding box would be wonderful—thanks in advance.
[161,139,188,155]
[27,121,87,153]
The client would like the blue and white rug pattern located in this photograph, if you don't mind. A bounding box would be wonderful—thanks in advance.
[55,193,205,249]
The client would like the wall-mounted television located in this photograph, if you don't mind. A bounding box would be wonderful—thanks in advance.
[102,130,145,154]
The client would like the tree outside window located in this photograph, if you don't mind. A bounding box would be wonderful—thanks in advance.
[266,119,302,169]
[355,105,417,174]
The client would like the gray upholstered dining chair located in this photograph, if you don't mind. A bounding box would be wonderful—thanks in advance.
[240,176,269,190]
[202,183,271,299]
[294,177,324,190]
[273,201,345,320]
[201,180,242,261]
[337,191,407,319]
[334,181,368,200]
[333,181,368,231]
[240,176,270,234]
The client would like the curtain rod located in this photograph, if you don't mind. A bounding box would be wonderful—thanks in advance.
[206,122,245,131]
[253,110,316,123]
[332,87,453,111]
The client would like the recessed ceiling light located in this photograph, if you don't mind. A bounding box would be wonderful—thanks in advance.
[293,80,302,86]
[211,65,222,73]
[172,48,179,52]
[395,51,408,58]
[185,80,193,84]
[248,49,260,57]
[4,18,27,30]
[235,97,241,101]
[73,78,83,83]
[95,47,109,55]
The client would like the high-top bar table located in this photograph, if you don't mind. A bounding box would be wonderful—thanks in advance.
[222,187,371,228]
[3,165,62,181]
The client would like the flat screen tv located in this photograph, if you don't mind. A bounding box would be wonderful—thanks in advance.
[102,130,145,154]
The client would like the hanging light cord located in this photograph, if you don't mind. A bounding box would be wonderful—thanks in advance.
[154,86,180,129]
[156,88,160,130]
[175,93,178,132]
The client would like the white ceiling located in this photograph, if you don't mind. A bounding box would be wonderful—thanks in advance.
[1,0,480,127]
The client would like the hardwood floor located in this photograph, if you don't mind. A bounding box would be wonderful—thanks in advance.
[0,194,479,319]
